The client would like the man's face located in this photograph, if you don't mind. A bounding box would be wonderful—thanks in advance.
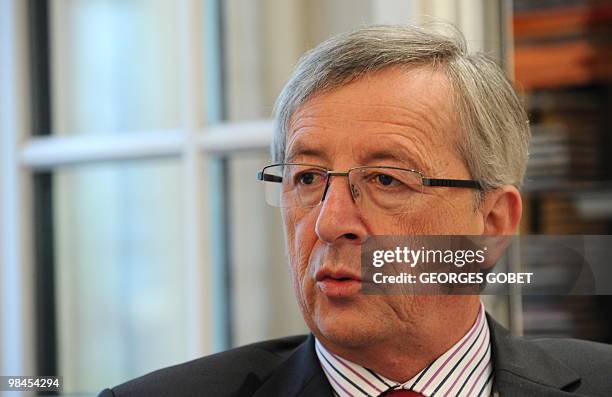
[282,66,484,348]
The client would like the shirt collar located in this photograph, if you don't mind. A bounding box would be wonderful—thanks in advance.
[315,303,493,397]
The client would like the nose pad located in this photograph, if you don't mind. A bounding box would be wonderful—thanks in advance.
[350,183,360,200]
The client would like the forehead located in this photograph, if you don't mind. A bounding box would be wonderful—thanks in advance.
[286,66,459,169]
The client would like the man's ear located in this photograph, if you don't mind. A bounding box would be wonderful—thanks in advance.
[480,186,523,236]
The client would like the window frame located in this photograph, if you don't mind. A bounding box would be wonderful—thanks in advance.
[0,0,516,384]
[0,0,274,381]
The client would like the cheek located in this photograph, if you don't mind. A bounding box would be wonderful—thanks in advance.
[393,196,481,234]
[282,208,318,284]
[282,208,322,323]
[394,214,439,234]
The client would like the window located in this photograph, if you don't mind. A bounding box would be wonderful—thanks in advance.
[0,1,507,395]
[3,1,213,393]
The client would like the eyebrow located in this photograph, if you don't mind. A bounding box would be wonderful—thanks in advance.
[285,144,329,164]
[285,139,429,173]
[360,149,425,172]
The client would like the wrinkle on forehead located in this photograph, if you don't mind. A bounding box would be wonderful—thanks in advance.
[290,101,445,141]
[286,127,447,178]
[354,131,437,174]
[285,67,459,174]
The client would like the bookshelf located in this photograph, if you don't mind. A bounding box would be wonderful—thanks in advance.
[513,0,612,343]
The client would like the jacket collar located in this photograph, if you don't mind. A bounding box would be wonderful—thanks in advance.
[253,334,334,397]
[255,314,584,397]
[487,314,584,396]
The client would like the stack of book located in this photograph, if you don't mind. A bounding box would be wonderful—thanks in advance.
[523,88,604,187]
[514,0,612,90]
[514,0,612,344]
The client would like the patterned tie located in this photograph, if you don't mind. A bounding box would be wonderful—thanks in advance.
[383,389,425,397]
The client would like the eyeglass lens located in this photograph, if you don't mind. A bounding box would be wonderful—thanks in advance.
[262,164,423,214]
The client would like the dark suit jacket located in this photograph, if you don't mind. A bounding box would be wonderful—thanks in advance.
[98,315,612,397]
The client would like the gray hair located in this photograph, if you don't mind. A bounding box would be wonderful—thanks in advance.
[272,24,530,192]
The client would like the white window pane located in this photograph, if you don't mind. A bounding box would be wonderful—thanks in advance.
[229,153,307,346]
[52,160,186,393]
[222,0,374,121]
[50,0,181,134]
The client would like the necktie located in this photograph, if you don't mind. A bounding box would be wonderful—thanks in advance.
[383,390,425,397]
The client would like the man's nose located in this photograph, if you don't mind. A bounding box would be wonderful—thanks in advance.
[315,176,368,245]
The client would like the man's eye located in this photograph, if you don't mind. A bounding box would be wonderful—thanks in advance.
[297,172,322,185]
[374,174,398,186]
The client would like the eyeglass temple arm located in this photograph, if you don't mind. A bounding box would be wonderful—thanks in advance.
[423,178,482,190]
[257,171,283,183]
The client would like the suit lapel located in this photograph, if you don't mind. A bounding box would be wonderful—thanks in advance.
[253,334,334,397]
[487,315,586,397]
[254,315,586,397]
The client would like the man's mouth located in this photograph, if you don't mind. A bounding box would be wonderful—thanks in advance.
[315,269,362,298]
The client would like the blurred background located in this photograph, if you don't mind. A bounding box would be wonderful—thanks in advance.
[1,0,611,395]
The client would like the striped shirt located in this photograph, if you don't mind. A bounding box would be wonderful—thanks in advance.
[315,304,493,397]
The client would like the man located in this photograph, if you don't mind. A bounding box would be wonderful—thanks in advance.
[99,25,612,397]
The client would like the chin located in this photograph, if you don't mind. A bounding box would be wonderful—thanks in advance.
[310,297,393,348]
[319,320,385,348]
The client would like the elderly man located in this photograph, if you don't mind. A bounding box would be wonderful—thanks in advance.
[100,25,612,397]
